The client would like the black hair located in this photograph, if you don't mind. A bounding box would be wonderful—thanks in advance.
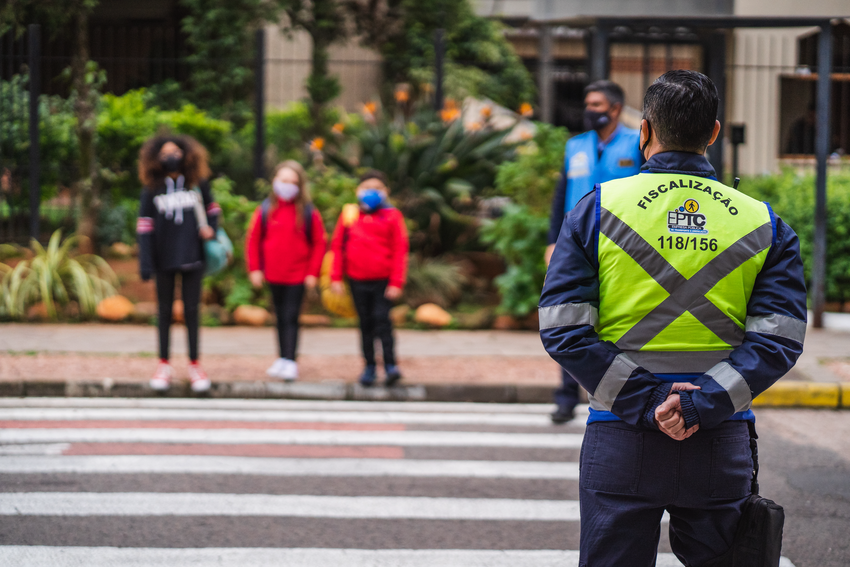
[138,134,210,189]
[584,80,625,108]
[359,169,389,187]
[642,70,719,153]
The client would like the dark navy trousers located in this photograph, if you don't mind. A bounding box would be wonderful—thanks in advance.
[554,368,580,411]
[579,420,752,567]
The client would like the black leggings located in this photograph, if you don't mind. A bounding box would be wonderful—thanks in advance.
[349,278,396,367]
[269,283,305,360]
[155,269,203,361]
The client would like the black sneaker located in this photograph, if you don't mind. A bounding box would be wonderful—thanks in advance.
[359,365,377,387]
[385,364,402,387]
[550,407,576,424]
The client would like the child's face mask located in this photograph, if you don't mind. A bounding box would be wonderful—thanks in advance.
[273,181,300,202]
[358,189,385,212]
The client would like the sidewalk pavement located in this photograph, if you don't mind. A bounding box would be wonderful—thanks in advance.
[0,316,848,407]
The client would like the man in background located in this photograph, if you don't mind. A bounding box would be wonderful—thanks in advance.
[545,80,643,423]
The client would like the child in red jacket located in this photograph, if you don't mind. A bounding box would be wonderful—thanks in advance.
[330,170,409,386]
[246,160,326,381]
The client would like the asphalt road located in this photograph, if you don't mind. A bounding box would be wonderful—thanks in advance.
[0,398,846,566]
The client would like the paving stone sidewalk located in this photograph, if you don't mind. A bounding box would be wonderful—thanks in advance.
[0,319,847,405]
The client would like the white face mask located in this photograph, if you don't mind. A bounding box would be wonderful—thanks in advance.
[273,181,300,202]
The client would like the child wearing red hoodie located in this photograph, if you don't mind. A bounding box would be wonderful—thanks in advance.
[246,160,326,381]
[330,170,409,386]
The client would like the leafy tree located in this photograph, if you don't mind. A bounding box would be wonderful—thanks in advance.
[276,0,349,134]
[2,0,103,252]
[180,0,275,124]
[346,0,536,110]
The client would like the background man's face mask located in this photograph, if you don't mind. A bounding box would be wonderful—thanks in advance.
[273,181,300,202]
[584,108,612,132]
[358,189,385,212]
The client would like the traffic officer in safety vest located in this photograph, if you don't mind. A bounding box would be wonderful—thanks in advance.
[546,80,643,424]
[539,70,807,566]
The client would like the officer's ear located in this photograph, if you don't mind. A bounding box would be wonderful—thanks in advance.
[706,120,721,147]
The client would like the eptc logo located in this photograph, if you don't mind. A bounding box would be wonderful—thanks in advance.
[668,199,708,234]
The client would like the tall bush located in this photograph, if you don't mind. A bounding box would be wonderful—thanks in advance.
[480,203,548,317]
[481,122,566,317]
[740,169,850,305]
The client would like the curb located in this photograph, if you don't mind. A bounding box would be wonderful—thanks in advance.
[0,379,846,407]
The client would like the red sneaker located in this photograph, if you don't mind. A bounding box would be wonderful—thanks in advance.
[150,361,172,391]
[188,362,211,393]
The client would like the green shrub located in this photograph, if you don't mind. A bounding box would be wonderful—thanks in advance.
[205,176,269,312]
[479,203,548,317]
[403,255,467,308]
[740,169,850,304]
[309,166,359,233]
[0,230,117,320]
[493,122,568,215]
[97,90,235,200]
[0,76,78,205]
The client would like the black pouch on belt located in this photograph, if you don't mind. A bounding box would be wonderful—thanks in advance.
[703,422,785,567]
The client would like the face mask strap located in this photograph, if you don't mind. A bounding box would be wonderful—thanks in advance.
[641,120,653,154]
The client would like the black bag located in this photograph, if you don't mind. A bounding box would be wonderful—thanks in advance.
[703,423,785,567]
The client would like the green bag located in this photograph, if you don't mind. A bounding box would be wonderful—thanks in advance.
[194,188,233,276]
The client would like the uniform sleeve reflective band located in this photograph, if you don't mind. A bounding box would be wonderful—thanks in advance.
[745,313,806,344]
[592,353,640,411]
[538,303,599,330]
[706,362,752,412]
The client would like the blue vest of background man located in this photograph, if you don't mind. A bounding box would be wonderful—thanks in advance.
[564,124,643,213]
[549,123,642,422]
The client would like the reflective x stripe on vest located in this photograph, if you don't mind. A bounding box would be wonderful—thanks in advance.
[596,174,773,372]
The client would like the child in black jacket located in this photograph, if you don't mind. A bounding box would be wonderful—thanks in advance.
[136,135,220,393]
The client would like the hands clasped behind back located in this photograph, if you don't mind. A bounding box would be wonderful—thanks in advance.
[655,382,700,441]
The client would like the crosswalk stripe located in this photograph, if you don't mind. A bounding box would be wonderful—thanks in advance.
[0,428,583,448]
[0,397,559,414]
[0,492,580,521]
[0,455,580,479]
[0,407,567,427]
[0,547,798,567]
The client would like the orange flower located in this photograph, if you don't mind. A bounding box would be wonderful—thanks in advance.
[363,101,378,115]
[440,99,461,123]
[394,85,410,103]
[309,137,325,152]
[331,122,345,135]
[466,121,483,132]
[519,102,533,117]
[481,105,492,119]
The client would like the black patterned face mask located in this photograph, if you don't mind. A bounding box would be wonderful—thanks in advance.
[161,154,182,173]
[584,109,611,132]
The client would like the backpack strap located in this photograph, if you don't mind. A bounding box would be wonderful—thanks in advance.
[304,203,314,246]
[259,198,271,271]
[340,203,360,278]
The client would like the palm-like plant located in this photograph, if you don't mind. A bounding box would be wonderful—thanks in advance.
[326,106,518,255]
[0,260,32,319]
[0,230,117,320]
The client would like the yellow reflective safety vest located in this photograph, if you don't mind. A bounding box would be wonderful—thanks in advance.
[597,173,773,374]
